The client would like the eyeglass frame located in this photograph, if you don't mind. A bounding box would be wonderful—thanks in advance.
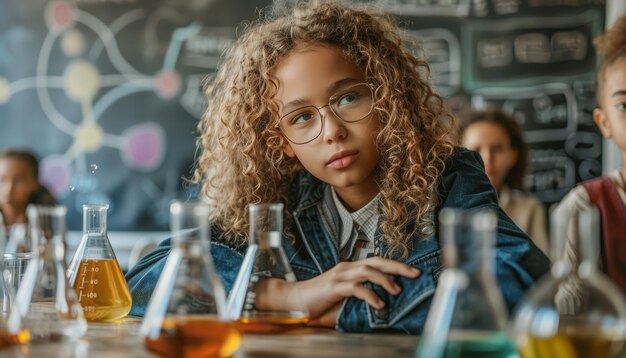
[276,82,376,145]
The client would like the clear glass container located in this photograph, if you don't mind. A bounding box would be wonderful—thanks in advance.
[141,201,241,358]
[227,203,309,334]
[415,208,518,358]
[7,205,86,342]
[0,218,30,349]
[513,205,626,358]
[67,204,132,322]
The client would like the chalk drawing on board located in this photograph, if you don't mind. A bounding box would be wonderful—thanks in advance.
[463,10,602,90]
[471,83,577,143]
[526,155,575,202]
[0,1,206,219]
[408,28,461,97]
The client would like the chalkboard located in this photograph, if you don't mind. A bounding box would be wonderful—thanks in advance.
[0,0,606,231]
[394,0,605,205]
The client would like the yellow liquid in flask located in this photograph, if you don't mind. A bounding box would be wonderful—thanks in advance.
[73,259,132,322]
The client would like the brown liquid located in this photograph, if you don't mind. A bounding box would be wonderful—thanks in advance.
[145,316,241,358]
[72,259,132,322]
[0,329,29,349]
[238,312,310,334]
[521,327,625,358]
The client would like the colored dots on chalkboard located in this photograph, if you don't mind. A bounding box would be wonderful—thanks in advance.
[46,1,75,33]
[64,61,101,102]
[61,30,86,57]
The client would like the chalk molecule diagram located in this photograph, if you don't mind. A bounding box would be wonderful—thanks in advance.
[0,1,202,214]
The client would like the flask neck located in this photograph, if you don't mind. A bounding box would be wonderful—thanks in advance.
[83,205,108,236]
[250,231,282,249]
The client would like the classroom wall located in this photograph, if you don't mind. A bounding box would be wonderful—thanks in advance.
[0,0,607,231]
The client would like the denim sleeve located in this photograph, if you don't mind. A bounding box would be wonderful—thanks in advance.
[125,238,244,317]
[336,148,550,333]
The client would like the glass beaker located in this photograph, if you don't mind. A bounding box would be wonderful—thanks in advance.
[2,223,34,314]
[67,204,132,322]
[0,219,30,349]
[141,201,241,358]
[513,206,626,358]
[7,205,87,342]
[227,203,309,334]
[415,208,518,358]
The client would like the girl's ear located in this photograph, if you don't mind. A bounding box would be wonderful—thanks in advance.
[593,107,612,138]
[282,142,296,158]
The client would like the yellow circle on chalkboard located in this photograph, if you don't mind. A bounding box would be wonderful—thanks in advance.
[62,29,85,57]
[75,122,104,152]
[65,61,100,102]
[0,77,11,104]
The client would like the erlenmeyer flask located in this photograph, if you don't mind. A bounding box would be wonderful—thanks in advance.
[513,206,626,358]
[67,204,132,322]
[415,208,518,358]
[141,201,241,358]
[227,203,309,334]
[8,205,86,341]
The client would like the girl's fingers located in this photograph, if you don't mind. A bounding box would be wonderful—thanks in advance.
[341,265,400,295]
[336,281,384,309]
[359,257,421,278]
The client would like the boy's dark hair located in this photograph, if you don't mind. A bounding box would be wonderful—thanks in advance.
[594,14,626,104]
[0,149,55,205]
[0,149,39,179]
[459,108,528,190]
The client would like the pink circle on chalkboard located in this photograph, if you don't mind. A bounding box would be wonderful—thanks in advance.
[121,123,166,171]
[46,1,75,32]
[155,70,181,99]
[39,155,71,198]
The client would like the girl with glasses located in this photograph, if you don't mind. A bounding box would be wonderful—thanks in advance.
[126,1,550,333]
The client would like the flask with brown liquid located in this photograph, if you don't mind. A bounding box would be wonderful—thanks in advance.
[67,204,132,322]
[141,201,241,358]
[227,203,309,334]
[514,206,626,358]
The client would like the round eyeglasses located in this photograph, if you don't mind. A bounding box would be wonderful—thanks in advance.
[278,83,374,145]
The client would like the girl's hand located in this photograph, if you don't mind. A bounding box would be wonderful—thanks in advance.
[296,257,420,319]
[255,257,421,321]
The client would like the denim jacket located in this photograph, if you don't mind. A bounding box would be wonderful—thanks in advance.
[125,148,550,334]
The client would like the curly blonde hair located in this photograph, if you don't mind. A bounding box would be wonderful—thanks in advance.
[194,1,456,259]
[594,14,626,103]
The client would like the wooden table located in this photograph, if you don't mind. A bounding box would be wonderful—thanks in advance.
[2,317,419,357]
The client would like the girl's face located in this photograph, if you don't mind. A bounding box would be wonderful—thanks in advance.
[0,158,39,210]
[594,57,626,155]
[275,44,380,202]
[461,122,517,192]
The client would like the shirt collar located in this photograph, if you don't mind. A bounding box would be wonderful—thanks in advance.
[330,188,380,248]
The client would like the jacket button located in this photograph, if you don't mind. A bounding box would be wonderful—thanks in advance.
[374,307,388,320]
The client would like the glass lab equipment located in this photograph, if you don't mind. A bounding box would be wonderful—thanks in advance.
[227,203,309,334]
[2,223,34,314]
[415,208,518,358]
[141,201,240,358]
[0,219,30,349]
[513,206,626,358]
[67,204,132,322]
[7,205,86,342]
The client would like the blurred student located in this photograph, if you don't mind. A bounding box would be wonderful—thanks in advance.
[554,14,626,305]
[460,109,549,254]
[0,149,55,229]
